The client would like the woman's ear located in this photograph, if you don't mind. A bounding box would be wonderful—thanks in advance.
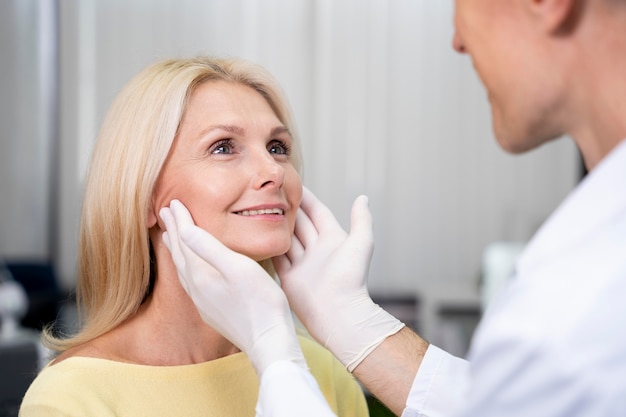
[528,0,581,35]
[147,202,159,228]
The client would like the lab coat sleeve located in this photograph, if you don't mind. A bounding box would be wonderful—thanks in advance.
[256,360,337,417]
[402,345,470,417]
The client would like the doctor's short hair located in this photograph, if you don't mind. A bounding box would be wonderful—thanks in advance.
[44,56,303,351]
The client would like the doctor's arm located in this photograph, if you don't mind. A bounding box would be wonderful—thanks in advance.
[274,188,470,417]
[273,188,427,415]
[353,327,427,415]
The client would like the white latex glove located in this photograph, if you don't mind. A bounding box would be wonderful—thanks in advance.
[273,187,405,372]
[159,199,307,376]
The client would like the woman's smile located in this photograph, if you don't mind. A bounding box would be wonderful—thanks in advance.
[152,80,303,261]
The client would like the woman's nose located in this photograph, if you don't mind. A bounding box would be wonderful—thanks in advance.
[251,152,284,190]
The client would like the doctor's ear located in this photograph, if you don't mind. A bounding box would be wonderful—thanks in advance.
[528,0,581,35]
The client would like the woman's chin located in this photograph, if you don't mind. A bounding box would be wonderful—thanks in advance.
[223,235,291,262]
[236,246,290,263]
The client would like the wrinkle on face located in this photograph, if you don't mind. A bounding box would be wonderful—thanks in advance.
[150,81,302,261]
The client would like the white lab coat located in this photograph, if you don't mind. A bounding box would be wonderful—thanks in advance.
[256,139,626,417]
[404,138,626,417]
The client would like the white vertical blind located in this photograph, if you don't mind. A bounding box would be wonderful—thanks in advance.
[0,0,55,260]
[52,1,579,326]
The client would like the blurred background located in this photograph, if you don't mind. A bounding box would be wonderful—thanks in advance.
[0,0,581,414]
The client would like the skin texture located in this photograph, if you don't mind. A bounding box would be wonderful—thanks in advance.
[56,81,302,366]
[150,81,302,261]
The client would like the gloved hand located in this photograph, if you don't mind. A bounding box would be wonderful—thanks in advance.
[273,188,405,372]
[160,199,307,376]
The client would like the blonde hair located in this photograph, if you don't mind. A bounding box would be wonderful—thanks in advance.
[44,56,303,351]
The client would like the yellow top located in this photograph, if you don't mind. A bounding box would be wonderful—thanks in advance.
[19,335,369,417]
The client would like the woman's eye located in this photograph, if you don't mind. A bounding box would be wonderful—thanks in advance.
[210,139,234,154]
[268,140,291,156]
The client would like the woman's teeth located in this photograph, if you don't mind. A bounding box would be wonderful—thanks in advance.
[236,208,284,216]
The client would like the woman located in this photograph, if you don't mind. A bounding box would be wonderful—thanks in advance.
[19,56,368,416]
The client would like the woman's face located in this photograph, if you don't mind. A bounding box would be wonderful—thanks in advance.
[152,81,302,261]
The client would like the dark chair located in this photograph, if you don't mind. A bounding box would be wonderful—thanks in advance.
[4,260,64,332]
[0,260,55,417]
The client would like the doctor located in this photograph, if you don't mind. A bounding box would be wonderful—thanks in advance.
[161,0,626,415]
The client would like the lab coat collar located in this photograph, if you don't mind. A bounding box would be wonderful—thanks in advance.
[515,138,626,276]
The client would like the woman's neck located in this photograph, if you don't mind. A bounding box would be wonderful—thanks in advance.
[99,269,240,366]
[55,267,240,367]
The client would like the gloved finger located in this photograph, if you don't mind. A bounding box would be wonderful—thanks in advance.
[162,231,171,251]
[288,214,307,259]
[293,202,319,249]
[169,203,252,280]
[168,199,214,263]
[272,253,289,276]
[348,195,374,245]
[169,199,196,236]
[273,231,303,274]
[160,205,196,296]
[159,206,185,269]
[167,200,229,297]
[299,187,345,236]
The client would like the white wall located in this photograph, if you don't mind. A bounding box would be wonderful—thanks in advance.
[0,0,55,261]
[4,0,581,343]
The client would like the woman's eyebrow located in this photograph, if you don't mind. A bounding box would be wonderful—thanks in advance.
[198,124,245,139]
[196,125,291,141]
[270,126,292,138]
